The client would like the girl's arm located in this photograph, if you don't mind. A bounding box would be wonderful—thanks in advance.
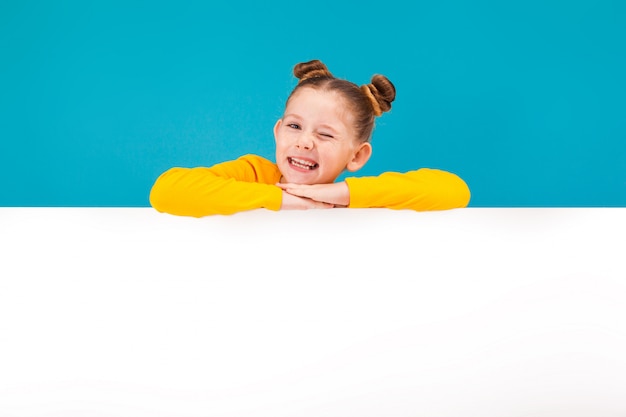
[346,168,470,211]
[149,155,283,217]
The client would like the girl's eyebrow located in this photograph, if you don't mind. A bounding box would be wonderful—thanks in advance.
[318,124,338,133]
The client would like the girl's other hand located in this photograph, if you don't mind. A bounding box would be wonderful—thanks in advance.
[276,182,350,207]
[280,190,334,210]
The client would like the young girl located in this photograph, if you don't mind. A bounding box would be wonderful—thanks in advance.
[149,60,471,217]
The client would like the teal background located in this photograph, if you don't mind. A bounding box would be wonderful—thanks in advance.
[1,0,625,207]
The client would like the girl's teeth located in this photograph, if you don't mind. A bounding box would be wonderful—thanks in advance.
[290,158,318,170]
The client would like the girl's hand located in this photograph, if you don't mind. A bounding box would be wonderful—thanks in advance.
[280,191,334,210]
[276,182,350,207]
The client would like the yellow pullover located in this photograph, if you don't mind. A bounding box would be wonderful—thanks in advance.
[149,154,471,217]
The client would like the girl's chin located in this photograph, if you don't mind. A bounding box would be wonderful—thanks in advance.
[281,175,317,185]
[280,167,320,184]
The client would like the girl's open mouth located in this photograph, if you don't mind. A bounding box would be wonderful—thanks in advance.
[288,157,319,171]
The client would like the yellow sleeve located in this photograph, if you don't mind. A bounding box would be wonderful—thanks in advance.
[149,154,283,217]
[345,168,471,211]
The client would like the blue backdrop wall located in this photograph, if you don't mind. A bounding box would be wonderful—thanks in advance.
[1,0,625,207]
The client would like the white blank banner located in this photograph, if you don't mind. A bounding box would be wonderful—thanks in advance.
[1,208,625,417]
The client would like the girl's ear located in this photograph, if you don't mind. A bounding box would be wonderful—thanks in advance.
[346,142,372,172]
[273,119,282,143]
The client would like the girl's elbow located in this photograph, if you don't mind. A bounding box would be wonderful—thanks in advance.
[430,173,470,210]
[149,181,168,213]
[449,175,471,209]
[457,178,472,208]
[149,170,177,213]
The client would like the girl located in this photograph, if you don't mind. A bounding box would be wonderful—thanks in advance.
[149,60,470,217]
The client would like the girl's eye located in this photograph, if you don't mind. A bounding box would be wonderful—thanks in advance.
[287,123,300,130]
[319,133,334,139]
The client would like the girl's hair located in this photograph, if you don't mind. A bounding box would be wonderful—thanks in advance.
[286,59,396,143]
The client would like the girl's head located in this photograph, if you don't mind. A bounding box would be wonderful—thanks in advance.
[274,60,396,185]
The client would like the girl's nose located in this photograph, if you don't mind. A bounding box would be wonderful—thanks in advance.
[296,133,314,150]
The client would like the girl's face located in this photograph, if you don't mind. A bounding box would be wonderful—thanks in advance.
[274,87,371,184]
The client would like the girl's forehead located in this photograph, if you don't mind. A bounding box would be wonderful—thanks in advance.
[287,88,349,114]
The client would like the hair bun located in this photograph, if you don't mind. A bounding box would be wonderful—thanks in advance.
[361,75,396,116]
[293,59,334,82]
